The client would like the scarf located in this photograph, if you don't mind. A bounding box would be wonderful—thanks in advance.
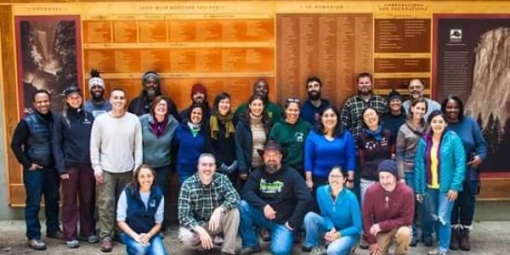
[150,116,168,138]
[187,122,201,138]
[210,112,235,140]
[364,125,383,141]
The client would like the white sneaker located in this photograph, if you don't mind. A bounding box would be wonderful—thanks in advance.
[310,247,326,255]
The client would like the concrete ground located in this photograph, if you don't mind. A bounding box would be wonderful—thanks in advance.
[0,220,509,255]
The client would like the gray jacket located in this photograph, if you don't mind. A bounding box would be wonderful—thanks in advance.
[395,119,427,178]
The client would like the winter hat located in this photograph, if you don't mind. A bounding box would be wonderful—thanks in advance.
[377,160,398,179]
[64,86,81,97]
[88,69,105,90]
[388,89,402,101]
[141,71,160,85]
[191,83,207,99]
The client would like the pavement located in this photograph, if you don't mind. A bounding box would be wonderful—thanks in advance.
[0,220,508,255]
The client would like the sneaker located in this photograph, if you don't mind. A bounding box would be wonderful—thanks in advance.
[428,248,448,255]
[100,237,113,253]
[87,234,99,243]
[238,246,262,255]
[47,230,64,239]
[310,247,327,255]
[66,239,80,249]
[27,239,46,251]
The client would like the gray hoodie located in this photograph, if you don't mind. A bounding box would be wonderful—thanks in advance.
[395,119,427,178]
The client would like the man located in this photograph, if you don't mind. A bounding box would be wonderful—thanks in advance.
[90,88,143,252]
[128,71,181,121]
[238,140,312,255]
[362,160,414,255]
[301,76,331,126]
[340,72,388,142]
[180,83,211,121]
[10,89,62,250]
[178,153,240,255]
[382,89,406,145]
[235,78,283,122]
[402,79,440,120]
[83,69,111,117]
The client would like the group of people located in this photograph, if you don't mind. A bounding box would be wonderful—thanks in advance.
[10,70,487,255]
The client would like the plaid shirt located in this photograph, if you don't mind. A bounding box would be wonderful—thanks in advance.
[178,172,240,229]
[340,94,388,142]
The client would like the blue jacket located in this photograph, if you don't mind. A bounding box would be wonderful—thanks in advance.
[52,108,94,174]
[414,131,466,194]
[174,123,206,176]
[124,186,163,233]
[316,186,362,238]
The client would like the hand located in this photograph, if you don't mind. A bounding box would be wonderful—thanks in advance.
[306,179,314,190]
[369,224,381,236]
[94,172,105,184]
[416,194,423,203]
[132,233,148,246]
[324,228,339,242]
[28,163,43,171]
[447,190,458,201]
[263,204,277,220]
[60,173,70,180]
[369,243,379,255]
[139,233,151,244]
[197,228,213,250]
[239,174,248,180]
[467,155,483,168]
[208,207,223,232]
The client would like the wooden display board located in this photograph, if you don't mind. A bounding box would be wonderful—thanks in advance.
[2,1,510,206]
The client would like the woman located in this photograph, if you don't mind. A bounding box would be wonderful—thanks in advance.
[117,165,167,255]
[302,166,362,255]
[140,96,179,192]
[174,103,207,184]
[415,110,466,255]
[442,96,487,251]
[207,92,238,186]
[269,97,312,176]
[395,97,433,246]
[52,86,97,248]
[358,107,394,204]
[235,94,272,181]
[304,106,356,197]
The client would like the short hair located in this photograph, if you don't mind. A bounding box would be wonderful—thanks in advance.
[441,95,465,121]
[110,87,125,96]
[198,153,216,163]
[32,89,50,102]
[150,96,173,117]
[356,72,373,83]
[306,76,322,88]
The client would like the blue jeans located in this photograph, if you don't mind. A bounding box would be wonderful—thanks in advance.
[451,180,477,227]
[153,165,171,192]
[23,167,60,240]
[239,201,293,255]
[304,212,358,255]
[423,189,454,252]
[405,173,433,240]
[121,232,167,255]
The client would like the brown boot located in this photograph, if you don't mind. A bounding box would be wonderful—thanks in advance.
[459,228,471,251]
[449,228,459,250]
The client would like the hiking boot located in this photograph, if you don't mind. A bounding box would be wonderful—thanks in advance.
[259,228,271,242]
[238,245,262,255]
[100,237,113,252]
[422,235,434,247]
[301,246,313,252]
[27,239,46,251]
[459,228,471,251]
[66,239,80,249]
[450,228,459,250]
[47,230,64,239]
[359,238,369,249]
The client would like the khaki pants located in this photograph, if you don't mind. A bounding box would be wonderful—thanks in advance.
[178,208,240,254]
[374,226,412,255]
[97,171,132,240]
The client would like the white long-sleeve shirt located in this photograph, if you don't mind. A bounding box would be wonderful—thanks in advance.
[90,112,142,174]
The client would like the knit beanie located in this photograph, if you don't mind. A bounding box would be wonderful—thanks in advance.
[88,69,105,90]
[377,160,398,179]
[141,71,160,85]
[388,89,402,101]
[191,83,207,99]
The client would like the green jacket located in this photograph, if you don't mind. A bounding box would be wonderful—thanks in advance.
[269,119,312,168]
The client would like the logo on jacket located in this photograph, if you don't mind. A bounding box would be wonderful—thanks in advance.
[295,132,304,142]
[260,179,284,194]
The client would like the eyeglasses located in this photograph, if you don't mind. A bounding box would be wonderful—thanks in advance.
[286,98,301,103]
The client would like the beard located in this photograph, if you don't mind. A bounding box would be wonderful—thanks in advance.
[91,90,104,101]
[265,162,280,174]
[359,88,372,96]
[145,87,159,99]
[308,91,321,101]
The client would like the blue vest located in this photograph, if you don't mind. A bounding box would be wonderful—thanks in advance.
[23,113,53,167]
[125,186,163,233]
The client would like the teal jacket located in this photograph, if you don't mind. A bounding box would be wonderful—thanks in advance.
[140,114,179,168]
[414,131,466,194]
